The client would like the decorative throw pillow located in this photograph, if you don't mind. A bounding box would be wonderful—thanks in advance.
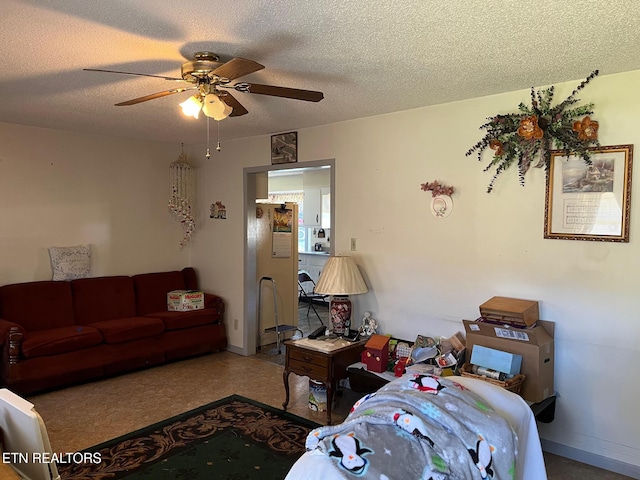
[48,244,91,281]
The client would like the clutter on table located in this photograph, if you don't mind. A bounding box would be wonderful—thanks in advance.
[360,331,467,378]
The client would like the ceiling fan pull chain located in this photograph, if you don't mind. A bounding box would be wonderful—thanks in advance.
[217,120,222,152]
[205,115,212,159]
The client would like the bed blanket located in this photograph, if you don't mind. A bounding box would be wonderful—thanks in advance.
[306,374,517,479]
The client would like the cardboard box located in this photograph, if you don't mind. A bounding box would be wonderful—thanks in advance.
[448,331,466,352]
[479,296,539,328]
[167,290,204,311]
[463,319,554,403]
[470,345,522,375]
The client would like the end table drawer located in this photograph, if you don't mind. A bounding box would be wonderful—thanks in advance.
[289,348,329,368]
[288,359,328,380]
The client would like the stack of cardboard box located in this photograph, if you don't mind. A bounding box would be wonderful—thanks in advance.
[463,296,554,403]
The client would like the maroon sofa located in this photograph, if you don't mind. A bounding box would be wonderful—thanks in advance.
[0,268,226,395]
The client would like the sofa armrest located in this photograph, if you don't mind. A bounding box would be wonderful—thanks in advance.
[0,321,24,366]
[204,293,225,318]
[0,319,25,347]
[7,327,23,365]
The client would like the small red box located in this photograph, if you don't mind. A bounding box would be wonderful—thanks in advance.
[361,335,390,373]
[394,357,408,377]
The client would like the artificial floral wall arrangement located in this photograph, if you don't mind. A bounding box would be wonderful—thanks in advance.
[420,180,455,197]
[466,70,600,192]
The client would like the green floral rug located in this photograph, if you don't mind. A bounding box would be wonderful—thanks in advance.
[57,395,320,479]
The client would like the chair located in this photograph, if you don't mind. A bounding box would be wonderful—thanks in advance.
[0,389,61,480]
[298,270,328,325]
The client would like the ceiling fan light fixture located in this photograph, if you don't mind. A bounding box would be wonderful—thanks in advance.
[202,94,232,121]
[179,95,202,119]
[88,52,323,120]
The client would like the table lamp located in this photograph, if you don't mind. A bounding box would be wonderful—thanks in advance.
[314,256,368,335]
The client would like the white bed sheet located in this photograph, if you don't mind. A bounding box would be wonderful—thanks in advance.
[285,376,547,480]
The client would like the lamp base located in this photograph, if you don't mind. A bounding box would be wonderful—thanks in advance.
[330,295,352,335]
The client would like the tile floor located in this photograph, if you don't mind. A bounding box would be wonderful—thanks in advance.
[24,303,632,479]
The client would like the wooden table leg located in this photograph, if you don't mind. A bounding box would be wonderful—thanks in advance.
[326,381,334,425]
[282,369,291,410]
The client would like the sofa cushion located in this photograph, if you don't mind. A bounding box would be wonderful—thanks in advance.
[71,276,137,324]
[133,271,187,315]
[88,317,165,344]
[21,325,103,358]
[146,309,218,331]
[0,281,76,331]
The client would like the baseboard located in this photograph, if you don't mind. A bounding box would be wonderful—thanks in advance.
[225,345,244,355]
[541,439,640,479]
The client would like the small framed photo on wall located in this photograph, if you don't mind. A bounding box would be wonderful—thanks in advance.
[271,131,298,164]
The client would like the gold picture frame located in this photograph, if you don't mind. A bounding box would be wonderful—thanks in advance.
[544,144,633,242]
[271,131,298,165]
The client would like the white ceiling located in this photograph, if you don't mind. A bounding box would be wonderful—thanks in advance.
[3,0,640,146]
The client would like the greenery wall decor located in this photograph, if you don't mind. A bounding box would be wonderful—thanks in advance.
[466,71,600,192]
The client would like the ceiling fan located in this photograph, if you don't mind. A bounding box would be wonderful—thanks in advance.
[84,51,324,120]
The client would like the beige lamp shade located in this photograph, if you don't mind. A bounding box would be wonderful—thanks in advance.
[315,256,368,295]
[202,93,232,120]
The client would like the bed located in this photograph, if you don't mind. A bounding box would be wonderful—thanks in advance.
[285,374,547,479]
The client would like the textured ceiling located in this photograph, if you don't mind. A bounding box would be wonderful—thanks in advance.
[2,0,640,146]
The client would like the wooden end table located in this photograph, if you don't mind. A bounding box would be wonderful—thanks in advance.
[282,338,366,425]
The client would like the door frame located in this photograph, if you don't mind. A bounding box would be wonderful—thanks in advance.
[243,159,335,355]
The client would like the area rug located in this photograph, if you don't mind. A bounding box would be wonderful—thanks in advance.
[57,395,320,480]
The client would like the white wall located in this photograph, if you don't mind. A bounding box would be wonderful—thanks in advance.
[0,123,190,284]
[1,69,639,473]
[190,70,640,472]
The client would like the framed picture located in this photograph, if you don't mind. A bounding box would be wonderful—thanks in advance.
[271,131,297,165]
[544,144,633,242]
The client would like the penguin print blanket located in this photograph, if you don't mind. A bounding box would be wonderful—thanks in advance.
[305,374,517,479]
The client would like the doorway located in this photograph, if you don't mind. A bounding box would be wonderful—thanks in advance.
[243,159,335,355]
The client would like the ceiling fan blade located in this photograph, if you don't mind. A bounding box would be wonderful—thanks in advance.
[115,87,195,106]
[234,82,324,102]
[212,57,265,81]
[220,92,249,117]
[83,68,183,81]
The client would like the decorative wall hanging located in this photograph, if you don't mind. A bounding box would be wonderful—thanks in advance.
[271,132,298,164]
[420,180,455,197]
[168,146,196,248]
[272,206,293,257]
[544,144,633,242]
[421,181,455,218]
[210,201,227,219]
[466,71,600,193]
[431,195,453,218]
